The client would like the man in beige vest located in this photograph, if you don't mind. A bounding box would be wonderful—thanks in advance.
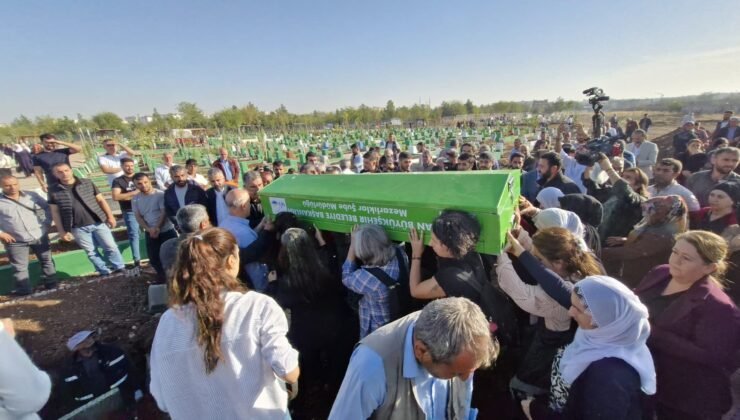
[329,297,498,420]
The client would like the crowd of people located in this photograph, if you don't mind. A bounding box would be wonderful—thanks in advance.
[1,112,739,419]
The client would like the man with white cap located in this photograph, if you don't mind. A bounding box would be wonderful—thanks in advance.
[61,331,137,411]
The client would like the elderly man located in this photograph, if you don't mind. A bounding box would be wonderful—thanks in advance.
[0,175,57,295]
[204,168,234,227]
[412,150,435,172]
[154,153,174,190]
[48,163,125,276]
[32,133,83,193]
[132,173,178,283]
[97,139,138,186]
[329,297,498,419]
[687,146,740,207]
[164,165,206,227]
[212,147,240,187]
[219,189,271,291]
[159,204,211,271]
[242,171,264,229]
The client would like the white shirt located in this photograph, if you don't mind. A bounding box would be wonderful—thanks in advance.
[341,168,355,175]
[0,322,51,420]
[559,150,587,193]
[648,182,701,212]
[150,291,299,420]
[98,152,128,185]
[174,185,188,209]
[188,173,208,188]
[155,165,172,190]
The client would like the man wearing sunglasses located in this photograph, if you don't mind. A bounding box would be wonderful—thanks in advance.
[97,138,139,186]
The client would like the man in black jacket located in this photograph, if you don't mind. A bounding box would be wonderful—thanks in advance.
[48,163,126,276]
[536,152,581,197]
[61,331,138,412]
[163,165,206,228]
[204,168,233,227]
[716,116,739,143]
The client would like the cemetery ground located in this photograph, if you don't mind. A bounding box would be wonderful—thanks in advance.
[1,112,738,419]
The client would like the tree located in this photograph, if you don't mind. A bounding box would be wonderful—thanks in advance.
[383,100,396,120]
[213,106,245,130]
[176,102,208,128]
[465,99,475,115]
[91,112,125,131]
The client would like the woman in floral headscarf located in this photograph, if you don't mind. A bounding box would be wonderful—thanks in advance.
[601,195,688,287]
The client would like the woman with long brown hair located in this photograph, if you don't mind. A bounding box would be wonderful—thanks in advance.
[499,227,604,399]
[149,228,299,419]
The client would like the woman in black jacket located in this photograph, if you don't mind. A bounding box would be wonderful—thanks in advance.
[524,275,656,420]
[271,227,355,416]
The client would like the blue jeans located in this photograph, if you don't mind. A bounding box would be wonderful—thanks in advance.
[122,211,141,262]
[72,223,126,274]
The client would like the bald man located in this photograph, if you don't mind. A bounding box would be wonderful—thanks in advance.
[219,189,272,291]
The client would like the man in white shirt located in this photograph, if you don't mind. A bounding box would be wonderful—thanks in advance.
[648,158,701,212]
[155,153,174,190]
[97,139,139,186]
[627,129,658,179]
[185,159,209,188]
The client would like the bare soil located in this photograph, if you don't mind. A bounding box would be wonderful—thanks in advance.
[0,269,163,419]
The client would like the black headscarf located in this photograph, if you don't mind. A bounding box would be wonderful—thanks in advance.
[559,194,603,227]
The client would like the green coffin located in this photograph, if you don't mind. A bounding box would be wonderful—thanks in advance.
[260,172,520,255]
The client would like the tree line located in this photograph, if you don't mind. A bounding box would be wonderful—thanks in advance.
[1,92,736,142]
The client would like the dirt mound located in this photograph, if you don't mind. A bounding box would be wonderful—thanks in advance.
[652,127,681,160]
[0,270,161,418]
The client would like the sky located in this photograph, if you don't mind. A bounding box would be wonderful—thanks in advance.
[1,0,739,122]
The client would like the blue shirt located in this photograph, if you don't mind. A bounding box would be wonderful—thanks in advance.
[329,323,476,420]
[219,215,267,290]
[220,159,233,181]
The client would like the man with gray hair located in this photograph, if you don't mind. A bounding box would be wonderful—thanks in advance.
[330,297,498,419]
[159,204,211,271]
[220,189,272,290]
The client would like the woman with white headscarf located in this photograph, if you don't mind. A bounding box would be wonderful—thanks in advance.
[524,275,656,420]
[533,208,589,251]
[536,187,564,209]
